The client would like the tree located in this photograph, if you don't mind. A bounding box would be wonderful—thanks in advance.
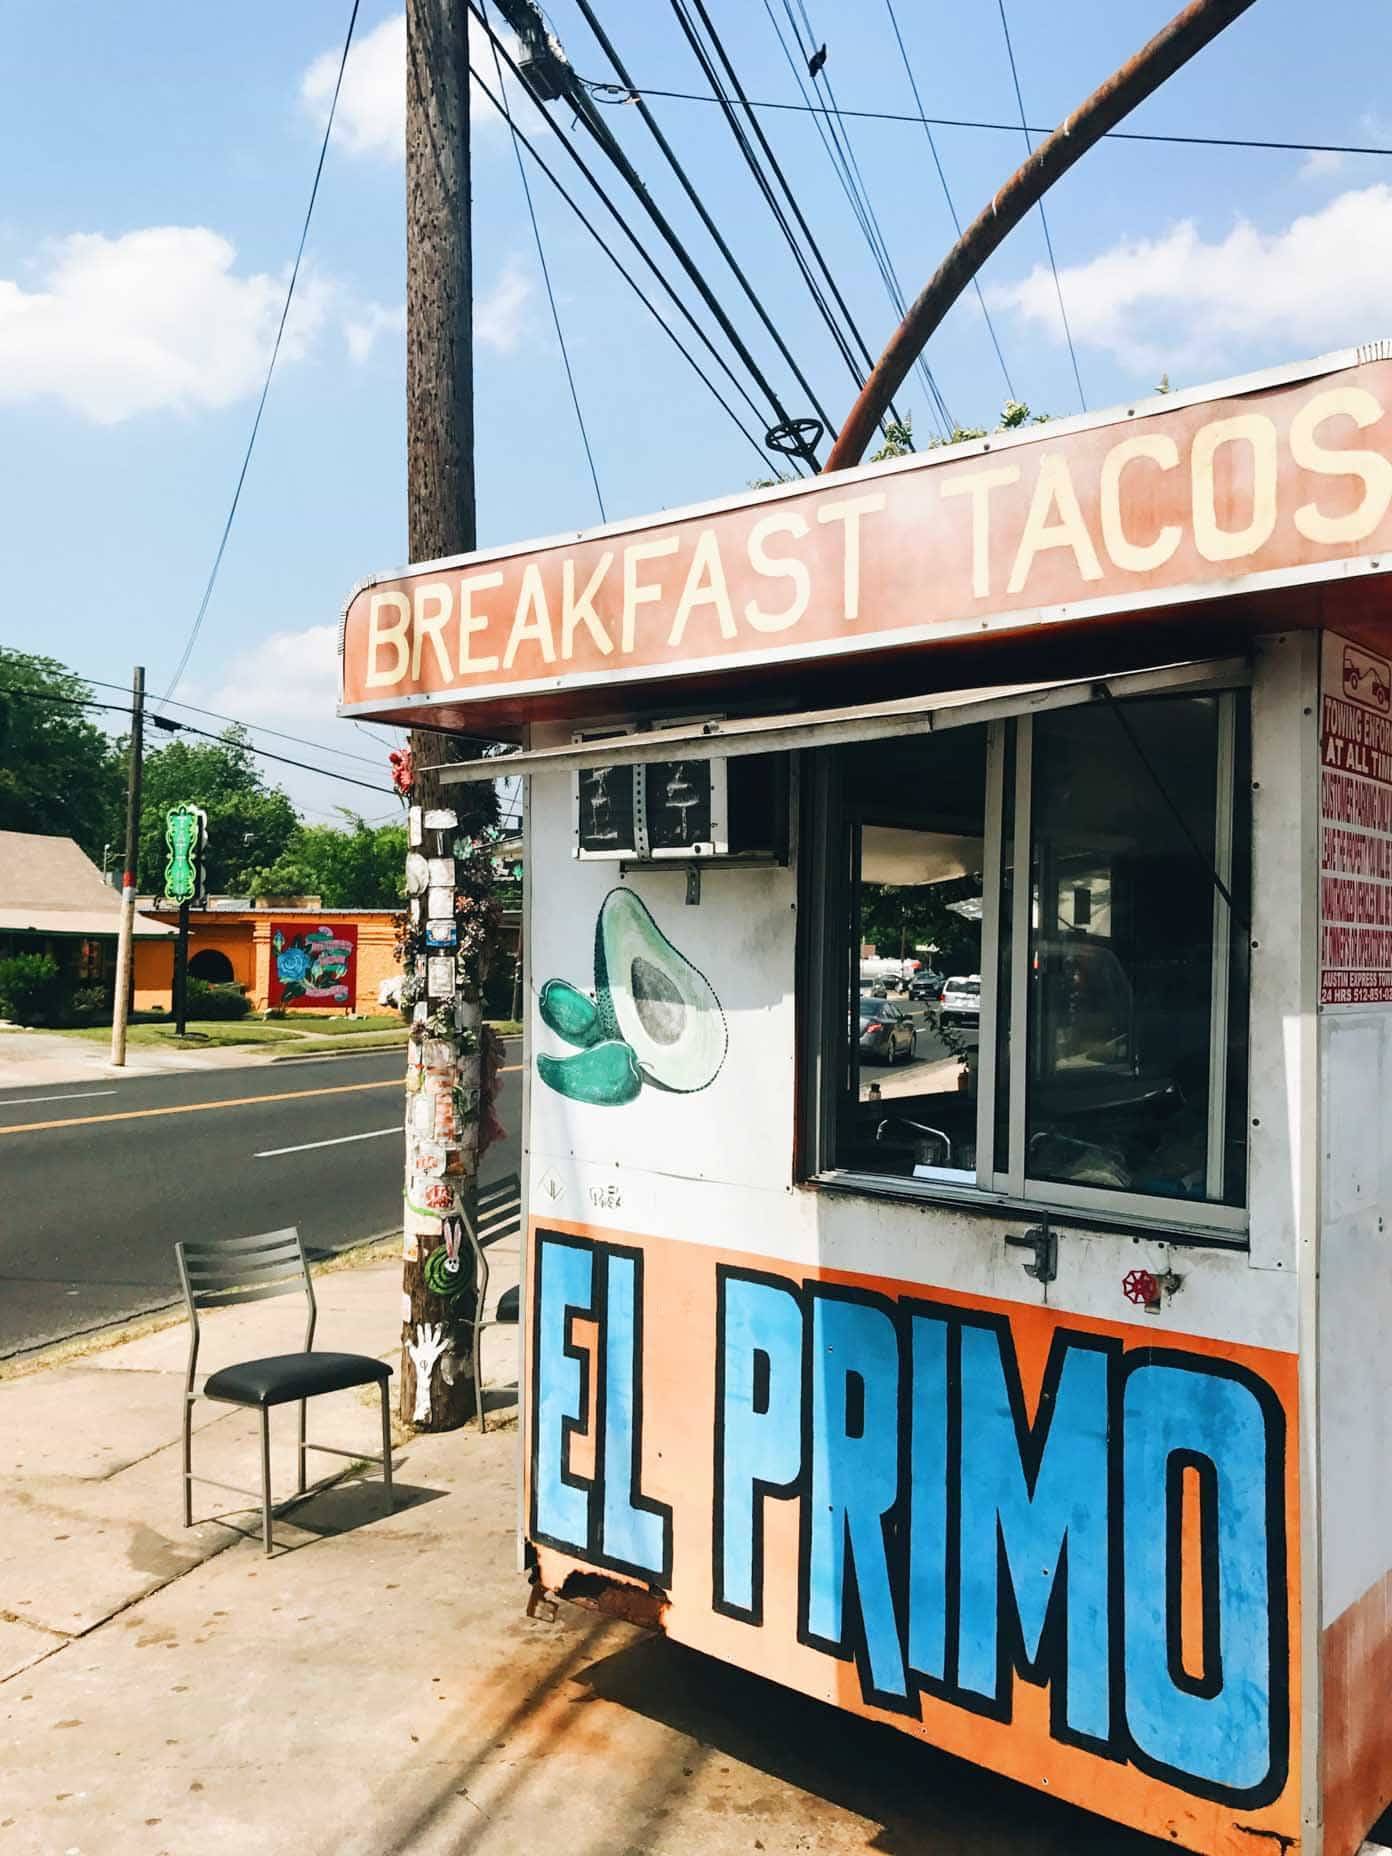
[134,728,298,896]
[860,875,982,975]
[0,651,122,863]
[248,814,408,908]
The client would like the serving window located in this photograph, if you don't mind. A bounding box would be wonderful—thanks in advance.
[802,673,1251,1240]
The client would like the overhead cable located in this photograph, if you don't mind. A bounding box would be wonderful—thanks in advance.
[583,84,1382,161]
[766,0,954,436]
[572,0,840,445]
[996,0,1086,411]
[487,11,608,522]
[466,10,800,472]
[475,1,818,469]
[0,686,397,798]
[160,0,361,707]
[883,0,1016,401]
[465,60,777,472]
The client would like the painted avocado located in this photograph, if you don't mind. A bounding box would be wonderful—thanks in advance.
[538,977,603,1048]
[593,888,727,1093]
[537,1039,643,1107]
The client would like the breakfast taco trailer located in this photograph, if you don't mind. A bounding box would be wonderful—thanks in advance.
[341,344,1392,1856]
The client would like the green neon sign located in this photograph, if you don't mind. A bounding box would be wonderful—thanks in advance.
[164,803,207,903]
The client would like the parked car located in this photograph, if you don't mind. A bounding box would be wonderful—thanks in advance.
[858,996,917,1064]
[938,974,982,1029]
[908,967,945,1003]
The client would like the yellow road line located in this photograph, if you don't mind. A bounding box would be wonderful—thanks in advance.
[0,1061,525,1138]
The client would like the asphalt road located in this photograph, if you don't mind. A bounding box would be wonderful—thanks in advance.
[0,1043,523,1358]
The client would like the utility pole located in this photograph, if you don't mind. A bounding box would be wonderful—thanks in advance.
[400,0,489,1430]
[109,666,145,1068]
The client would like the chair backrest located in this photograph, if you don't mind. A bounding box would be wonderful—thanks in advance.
[176,1227,313,1321]
[461,1174,521,1312]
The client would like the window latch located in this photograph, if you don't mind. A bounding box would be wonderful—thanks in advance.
[1005,1222,1057,1285]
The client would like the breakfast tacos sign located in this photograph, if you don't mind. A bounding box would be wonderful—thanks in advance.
[341,354,1392,721]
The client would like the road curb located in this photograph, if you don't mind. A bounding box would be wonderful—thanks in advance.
[0,1229,404,1380]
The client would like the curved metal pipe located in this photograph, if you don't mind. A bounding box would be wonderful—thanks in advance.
[822,0,1259,472]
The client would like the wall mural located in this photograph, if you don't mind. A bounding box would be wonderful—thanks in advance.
[268,921,357,1009]
[536,888,727,1107]
[526,1225,1300,1850]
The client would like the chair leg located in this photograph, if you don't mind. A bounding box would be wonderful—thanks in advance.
[380,1381,394,1516]
[182,1396,194,1529]
[260,1408,273,1557]
[297,1398,307,1495]
[473,1317,486,1436]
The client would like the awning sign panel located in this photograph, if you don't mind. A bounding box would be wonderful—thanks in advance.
[1320,629,1392,1006]
[342,353,1392,718]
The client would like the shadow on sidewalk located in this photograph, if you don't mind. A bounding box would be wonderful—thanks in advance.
[572,1634,1175,1856]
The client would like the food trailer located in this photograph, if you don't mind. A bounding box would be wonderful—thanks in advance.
[341,343,1392,1856]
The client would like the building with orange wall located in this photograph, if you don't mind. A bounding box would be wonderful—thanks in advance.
[133,906,401,1014]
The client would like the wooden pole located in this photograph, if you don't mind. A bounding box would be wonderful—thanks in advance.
[401,0,483,1429]
[109,666,144,1067]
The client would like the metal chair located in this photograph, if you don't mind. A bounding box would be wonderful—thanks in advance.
[175,1227,393,1556]
[458,1174,522,1434]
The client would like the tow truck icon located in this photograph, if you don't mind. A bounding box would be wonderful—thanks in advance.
[1343,643,1392,712]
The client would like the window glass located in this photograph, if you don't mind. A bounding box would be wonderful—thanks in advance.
[836,727,988,1186]
[1023,697,1237,1204]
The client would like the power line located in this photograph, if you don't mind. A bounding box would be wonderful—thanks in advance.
[481,0,817,470]
[882,0,1016,402]
[572,0,842,446]
[0,685,397,798]
[465,56,778,472]
[488,9,607,522]
[768,1,955,436]
[578,84,1392,161]
[996,0,1085,412]
[160,0,361,706]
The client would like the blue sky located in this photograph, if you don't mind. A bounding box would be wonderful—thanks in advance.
[1,0,1388,815]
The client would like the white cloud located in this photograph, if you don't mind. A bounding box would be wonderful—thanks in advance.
[476,262,531,353]
[986,185,1392,375]
[0,227,329,424]
[345,299,405,363]
[302,10,520,160]
[344,263,530,364]
[1299,148,1345,181]
[206,624,343,730]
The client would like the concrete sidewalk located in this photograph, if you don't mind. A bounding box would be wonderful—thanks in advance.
[0,1243,1318,1856]
[0,1028,303,1089]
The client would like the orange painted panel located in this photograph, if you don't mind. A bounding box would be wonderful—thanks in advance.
[525,1220,1301,1856]
[1323,1567,1392,1856]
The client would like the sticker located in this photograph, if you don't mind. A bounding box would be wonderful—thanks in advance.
[536,1168,567,1207]
[416,1145,447,1178]
[428,857,455,887]
[401,1232,418,1264]
[427,956,455,997]
[423,1037,457,1072]
[411,1095,435,1136]
[409,1178,457,1215]
[410,896,424,924]
[424,808,458,832]
[426,919,458,948]
[405,1205,442,1240]
[427,885,454,920]
[408,806,423,847]
[406,852,430,895]
[411,1000,428,1024]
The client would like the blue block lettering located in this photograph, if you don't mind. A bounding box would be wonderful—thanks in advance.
[533,1237,594,1552]
[715,1272,803,1620]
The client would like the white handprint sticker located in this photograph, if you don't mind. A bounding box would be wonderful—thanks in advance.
[407,1321,450,1424]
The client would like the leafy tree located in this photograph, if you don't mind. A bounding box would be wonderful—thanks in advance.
[248,814,408,909]
[0,651,122,863]
[860,874,982,976]
[135,727,298,896]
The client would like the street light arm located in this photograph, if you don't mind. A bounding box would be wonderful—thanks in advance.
[821,0,1259,473]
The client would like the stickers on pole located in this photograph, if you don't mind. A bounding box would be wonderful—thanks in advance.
[1320,632,1392,1005]
[406,852,430,895]
[427,955,455,997]
[408,806,423,848]
[424,809,458,832]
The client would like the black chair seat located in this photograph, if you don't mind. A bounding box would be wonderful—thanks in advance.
[204,1350,392,1409]
[494,1284,520,1324]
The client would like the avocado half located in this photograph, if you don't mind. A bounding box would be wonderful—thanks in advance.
[593,888,727,1093]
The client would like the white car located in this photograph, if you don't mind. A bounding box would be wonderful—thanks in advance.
[938,974,982,1029]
